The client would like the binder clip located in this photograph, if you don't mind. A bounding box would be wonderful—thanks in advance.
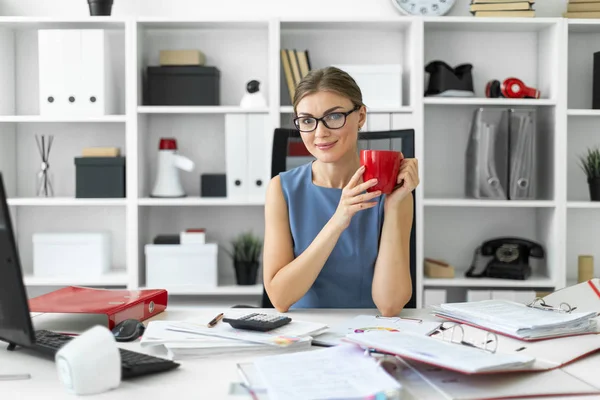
[439,322,498,354]
[527,297,577,314]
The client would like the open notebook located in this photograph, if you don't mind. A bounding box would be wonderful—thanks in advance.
[431,299,599,341]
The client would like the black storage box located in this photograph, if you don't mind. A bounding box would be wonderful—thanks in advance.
[145,66,220,106]
[74,157,126,198]
[201,174,226,197]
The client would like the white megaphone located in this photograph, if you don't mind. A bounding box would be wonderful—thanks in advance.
[151,138,195,198]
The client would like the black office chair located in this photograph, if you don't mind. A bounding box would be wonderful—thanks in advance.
[235,127,418,309]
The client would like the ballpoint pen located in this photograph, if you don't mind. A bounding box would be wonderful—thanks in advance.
[207,312,224,328]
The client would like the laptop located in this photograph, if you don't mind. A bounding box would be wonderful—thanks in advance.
[0,172,180,379]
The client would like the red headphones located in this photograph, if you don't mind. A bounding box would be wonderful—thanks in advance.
[485,77,540,99]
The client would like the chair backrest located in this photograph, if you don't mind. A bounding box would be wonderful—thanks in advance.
[265,128,417,309]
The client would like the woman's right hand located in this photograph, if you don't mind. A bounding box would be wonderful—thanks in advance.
[331,165,381,231]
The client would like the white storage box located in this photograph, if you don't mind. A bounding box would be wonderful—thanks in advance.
[33,232,111,278]
[332,64,403,109]
[145,243,218,289]
[38,29,117,116]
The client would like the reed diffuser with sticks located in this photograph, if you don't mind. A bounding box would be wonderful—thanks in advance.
[35,134,54,197]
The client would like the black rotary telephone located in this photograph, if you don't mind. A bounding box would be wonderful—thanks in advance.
[465,237,545,280]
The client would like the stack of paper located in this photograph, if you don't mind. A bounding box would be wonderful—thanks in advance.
[141,311,327,359]
[432,299,599,340]
[251,345,402,400]
[344,330,536,374]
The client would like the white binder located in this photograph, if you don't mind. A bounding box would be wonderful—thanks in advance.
[225,114,270,202]
[225,114,248,200]
[38,29,116,116]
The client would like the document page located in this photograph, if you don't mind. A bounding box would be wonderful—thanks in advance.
[313,315,441,346]
[254,344,401,400]
[345,330,535,374]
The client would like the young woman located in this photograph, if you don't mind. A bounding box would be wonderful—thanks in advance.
[262,66,419,317]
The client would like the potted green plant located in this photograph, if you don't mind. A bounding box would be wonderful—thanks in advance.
[579,146,600,201]
[225,231,263,285]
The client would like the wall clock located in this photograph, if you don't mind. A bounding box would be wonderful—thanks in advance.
[391,0,456,16]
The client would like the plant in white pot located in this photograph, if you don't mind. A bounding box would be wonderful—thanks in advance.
[579,146,600,201]
[225,231,263,286]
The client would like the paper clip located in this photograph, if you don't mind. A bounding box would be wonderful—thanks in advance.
[375,315,423,324]
[527,297,577,314]
[440,322,498,354]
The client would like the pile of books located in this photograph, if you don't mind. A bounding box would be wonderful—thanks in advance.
[563,0,600,18]
[470,0,535,17]
[281,48,311,104]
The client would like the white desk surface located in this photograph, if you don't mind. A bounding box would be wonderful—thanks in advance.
[1,307,600,400]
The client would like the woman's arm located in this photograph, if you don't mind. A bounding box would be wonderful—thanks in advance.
[262,176,345,312]
[371,194,414,317]
[263,167,380,312]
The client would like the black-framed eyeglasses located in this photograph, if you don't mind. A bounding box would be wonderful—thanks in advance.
[293,105,360,133]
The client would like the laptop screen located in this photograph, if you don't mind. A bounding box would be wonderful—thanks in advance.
[0,173,35,348]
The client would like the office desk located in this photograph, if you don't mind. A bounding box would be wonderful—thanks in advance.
[1,308,599,400]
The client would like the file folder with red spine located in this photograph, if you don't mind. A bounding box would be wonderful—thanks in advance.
[28,286,168,330]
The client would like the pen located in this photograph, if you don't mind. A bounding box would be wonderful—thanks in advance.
[207,312,224,328]
[0,374,31,381]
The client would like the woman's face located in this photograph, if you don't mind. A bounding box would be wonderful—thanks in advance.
[295,91,366,164]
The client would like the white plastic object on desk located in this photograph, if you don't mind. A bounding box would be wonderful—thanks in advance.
[55,325,121,396]
[33,232,111,278]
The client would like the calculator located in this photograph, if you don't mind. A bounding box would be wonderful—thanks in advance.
[222,313,292,332]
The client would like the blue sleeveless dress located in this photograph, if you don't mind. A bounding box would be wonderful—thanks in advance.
[279,162,386,309]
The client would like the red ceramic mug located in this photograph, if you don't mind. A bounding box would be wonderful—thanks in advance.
[360,150,403,194]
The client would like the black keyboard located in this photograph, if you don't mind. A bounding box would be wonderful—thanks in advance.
[32,330,180,379]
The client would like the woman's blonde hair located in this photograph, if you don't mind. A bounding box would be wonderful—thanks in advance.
[293,66,365,113]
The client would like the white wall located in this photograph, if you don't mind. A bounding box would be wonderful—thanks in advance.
[0,0,569,18]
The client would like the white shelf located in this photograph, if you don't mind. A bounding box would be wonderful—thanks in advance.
[567,201,600,209]
[146,284,264,296]
[568,19,600,33]
[0,115,127,123]
[23,272,128,286]
[423,16,559,32]
[423,199,556,208]
[423,276,556,289]
[279,106,413,114]
[138,197,264,206]
[424,97,556,106]
[567,109,600,117]
[0,16,126,29]
[138,106,270,114]
[7,198,127,206]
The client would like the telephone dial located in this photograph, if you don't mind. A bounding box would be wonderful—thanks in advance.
[465,237,545,280]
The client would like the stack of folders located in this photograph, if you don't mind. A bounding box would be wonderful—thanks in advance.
[140,312,328,360]
[431,299,599,341]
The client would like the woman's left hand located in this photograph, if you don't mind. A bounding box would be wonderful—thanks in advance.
[385,154,419,211]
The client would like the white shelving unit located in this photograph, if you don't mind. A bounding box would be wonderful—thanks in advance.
[1,15,599,307]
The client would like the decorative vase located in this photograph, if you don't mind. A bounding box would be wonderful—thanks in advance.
[35,134,54,197]
[588,177,600,201]
[88,0,113,16]
[234,260,259,286]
